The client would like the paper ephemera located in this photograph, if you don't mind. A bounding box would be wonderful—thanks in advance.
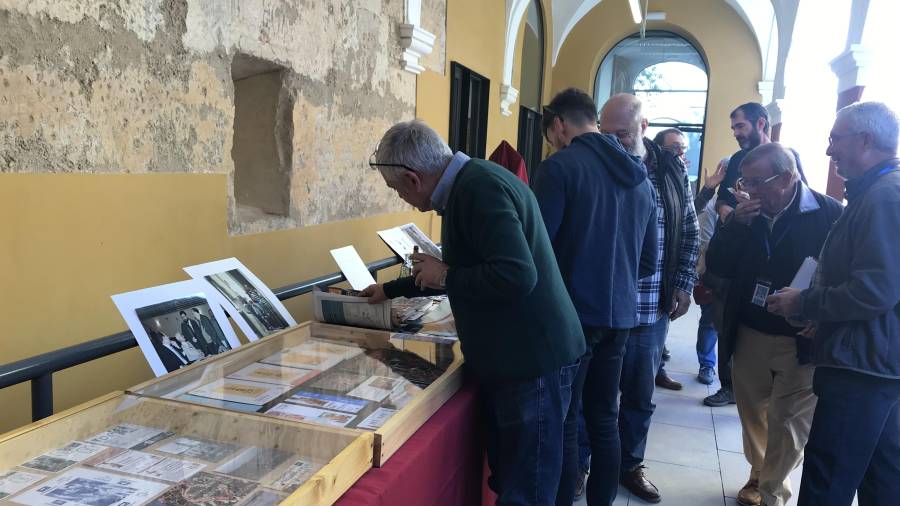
[377,223,442,260]
[261,348,344,372]
[85,424,172,450]
[355,407,398,430]
[0,470,44,499]
[21,442,108,473]
[226,362,319,387]
[347,375,406,403]
[267,459,317,493]
[283,391,369,414]
[264,403,356,428]
[188,378,291,406]
[147,471,257,506]
[12,467,168,506]
[330,246,377,291]
[296,339,363,360]
[89,449,205,483]
[153,437,241,463]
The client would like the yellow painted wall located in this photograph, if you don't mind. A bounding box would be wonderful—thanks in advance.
[0,0,559,434]
[416,0,554,152]
[551,0,763,179]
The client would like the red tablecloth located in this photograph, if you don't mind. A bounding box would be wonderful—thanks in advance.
[335,380,494,506]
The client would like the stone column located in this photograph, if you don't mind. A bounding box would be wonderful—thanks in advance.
[827,44,871,199]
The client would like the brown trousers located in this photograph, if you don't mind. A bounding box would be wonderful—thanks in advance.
[732,325,817,506]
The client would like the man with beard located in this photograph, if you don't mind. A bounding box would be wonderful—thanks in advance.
[599,94,699,503]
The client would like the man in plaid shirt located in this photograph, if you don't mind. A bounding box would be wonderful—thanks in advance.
[599,94,700,503]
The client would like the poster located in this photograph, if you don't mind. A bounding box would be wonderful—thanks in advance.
[111,280,241,377]
[85,424,171,450]
[21,441,108,473]
[184,258,296,340]
[0,470,45,499]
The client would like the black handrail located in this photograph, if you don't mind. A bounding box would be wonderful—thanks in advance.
[0,255,402,422]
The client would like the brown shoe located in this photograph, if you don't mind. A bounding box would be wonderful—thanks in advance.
[655,369,683,390]
[620,465,661,503]
[737,478,762,506]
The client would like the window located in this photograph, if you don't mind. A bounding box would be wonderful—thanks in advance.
[231,53,292,221]
[517,0,545,181]
[595,32,709,183]
[449,62,490,158]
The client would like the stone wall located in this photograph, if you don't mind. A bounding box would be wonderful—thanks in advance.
[0,0,446,233]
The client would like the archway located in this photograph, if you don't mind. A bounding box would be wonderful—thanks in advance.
[516,0,546,181]
[595,31,709,182]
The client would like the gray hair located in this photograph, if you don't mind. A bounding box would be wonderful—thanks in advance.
[375,120,453,181]
[837,101,899,153]
[741,142,798,180]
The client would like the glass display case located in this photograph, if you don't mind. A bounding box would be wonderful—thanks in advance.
[129,322,464,467]
[0,392,373,505]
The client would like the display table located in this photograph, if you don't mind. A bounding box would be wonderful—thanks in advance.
[335,379,494,506]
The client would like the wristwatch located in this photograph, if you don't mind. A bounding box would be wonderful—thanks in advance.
[438,268,448,289]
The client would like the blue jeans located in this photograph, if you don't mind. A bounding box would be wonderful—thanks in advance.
[799,367,900,506]
[619,317,670,472]
[483,361,579,506]
[696,302,718,369]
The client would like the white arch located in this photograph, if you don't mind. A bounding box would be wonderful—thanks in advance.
[551,0,603,66]
[499,0,532,115]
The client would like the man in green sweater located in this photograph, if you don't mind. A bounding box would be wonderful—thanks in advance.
[361,120,585,505]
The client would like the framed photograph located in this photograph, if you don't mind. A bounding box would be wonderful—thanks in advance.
[184,258,296,340]
[112,280,241,377]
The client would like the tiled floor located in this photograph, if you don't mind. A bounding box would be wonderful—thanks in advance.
[573,304,858,506]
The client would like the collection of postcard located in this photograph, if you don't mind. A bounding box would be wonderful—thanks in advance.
[167,337,449,433]
[0,422,324,505]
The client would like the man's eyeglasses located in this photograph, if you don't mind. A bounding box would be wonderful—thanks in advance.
[828,131,863,146]
[600,129,636,142]
[736,173,782,191]
[368,149,416,172]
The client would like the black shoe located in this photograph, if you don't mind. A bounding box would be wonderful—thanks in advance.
[704,387,736,407]
[661,346,671,361]
[620,465,661,503]
[655,369,683,390]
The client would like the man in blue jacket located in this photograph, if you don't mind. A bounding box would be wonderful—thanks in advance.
[534,88,657,505]
[768,101,900,506]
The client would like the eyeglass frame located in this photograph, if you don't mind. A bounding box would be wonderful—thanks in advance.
[736,172,783,191]
[368,149,417,173]
[828,131,864,146]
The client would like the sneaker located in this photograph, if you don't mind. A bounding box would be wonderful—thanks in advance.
[697,366,716,385]
[661,346,671,361]
[620,465,661,503]
[574,468,588,500]
[704,387,736,407]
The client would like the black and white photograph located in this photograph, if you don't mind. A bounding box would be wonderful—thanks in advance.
[184,258,296,340]
[12,467,168,506]
[112,280,241,377]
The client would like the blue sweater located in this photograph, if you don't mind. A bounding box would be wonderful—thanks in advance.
[533,133,658,329]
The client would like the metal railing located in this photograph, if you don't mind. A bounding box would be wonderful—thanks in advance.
[0,255,402,422]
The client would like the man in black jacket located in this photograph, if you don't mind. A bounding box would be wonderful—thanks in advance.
[535,88,657,505]
[600,94,700,503]
[707,143,842,506]
[768,102,900,506]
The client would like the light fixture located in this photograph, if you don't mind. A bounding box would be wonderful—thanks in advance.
[628,0,642,24]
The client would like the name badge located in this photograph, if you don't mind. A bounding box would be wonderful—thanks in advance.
[751,280,772,307]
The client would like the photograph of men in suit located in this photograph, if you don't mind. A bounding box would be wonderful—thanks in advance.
[193,307,229,354]
[137,299,233,374]
[204,269,290,337]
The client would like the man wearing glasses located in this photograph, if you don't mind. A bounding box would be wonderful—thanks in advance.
[767,102,900,506]
[705,143,842,506]
[362,120,585,505]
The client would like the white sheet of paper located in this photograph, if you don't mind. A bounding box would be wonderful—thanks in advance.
[790,257,818,290]
[377,223,442,260]
[330,246,376,291]
[0,470,45,499]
